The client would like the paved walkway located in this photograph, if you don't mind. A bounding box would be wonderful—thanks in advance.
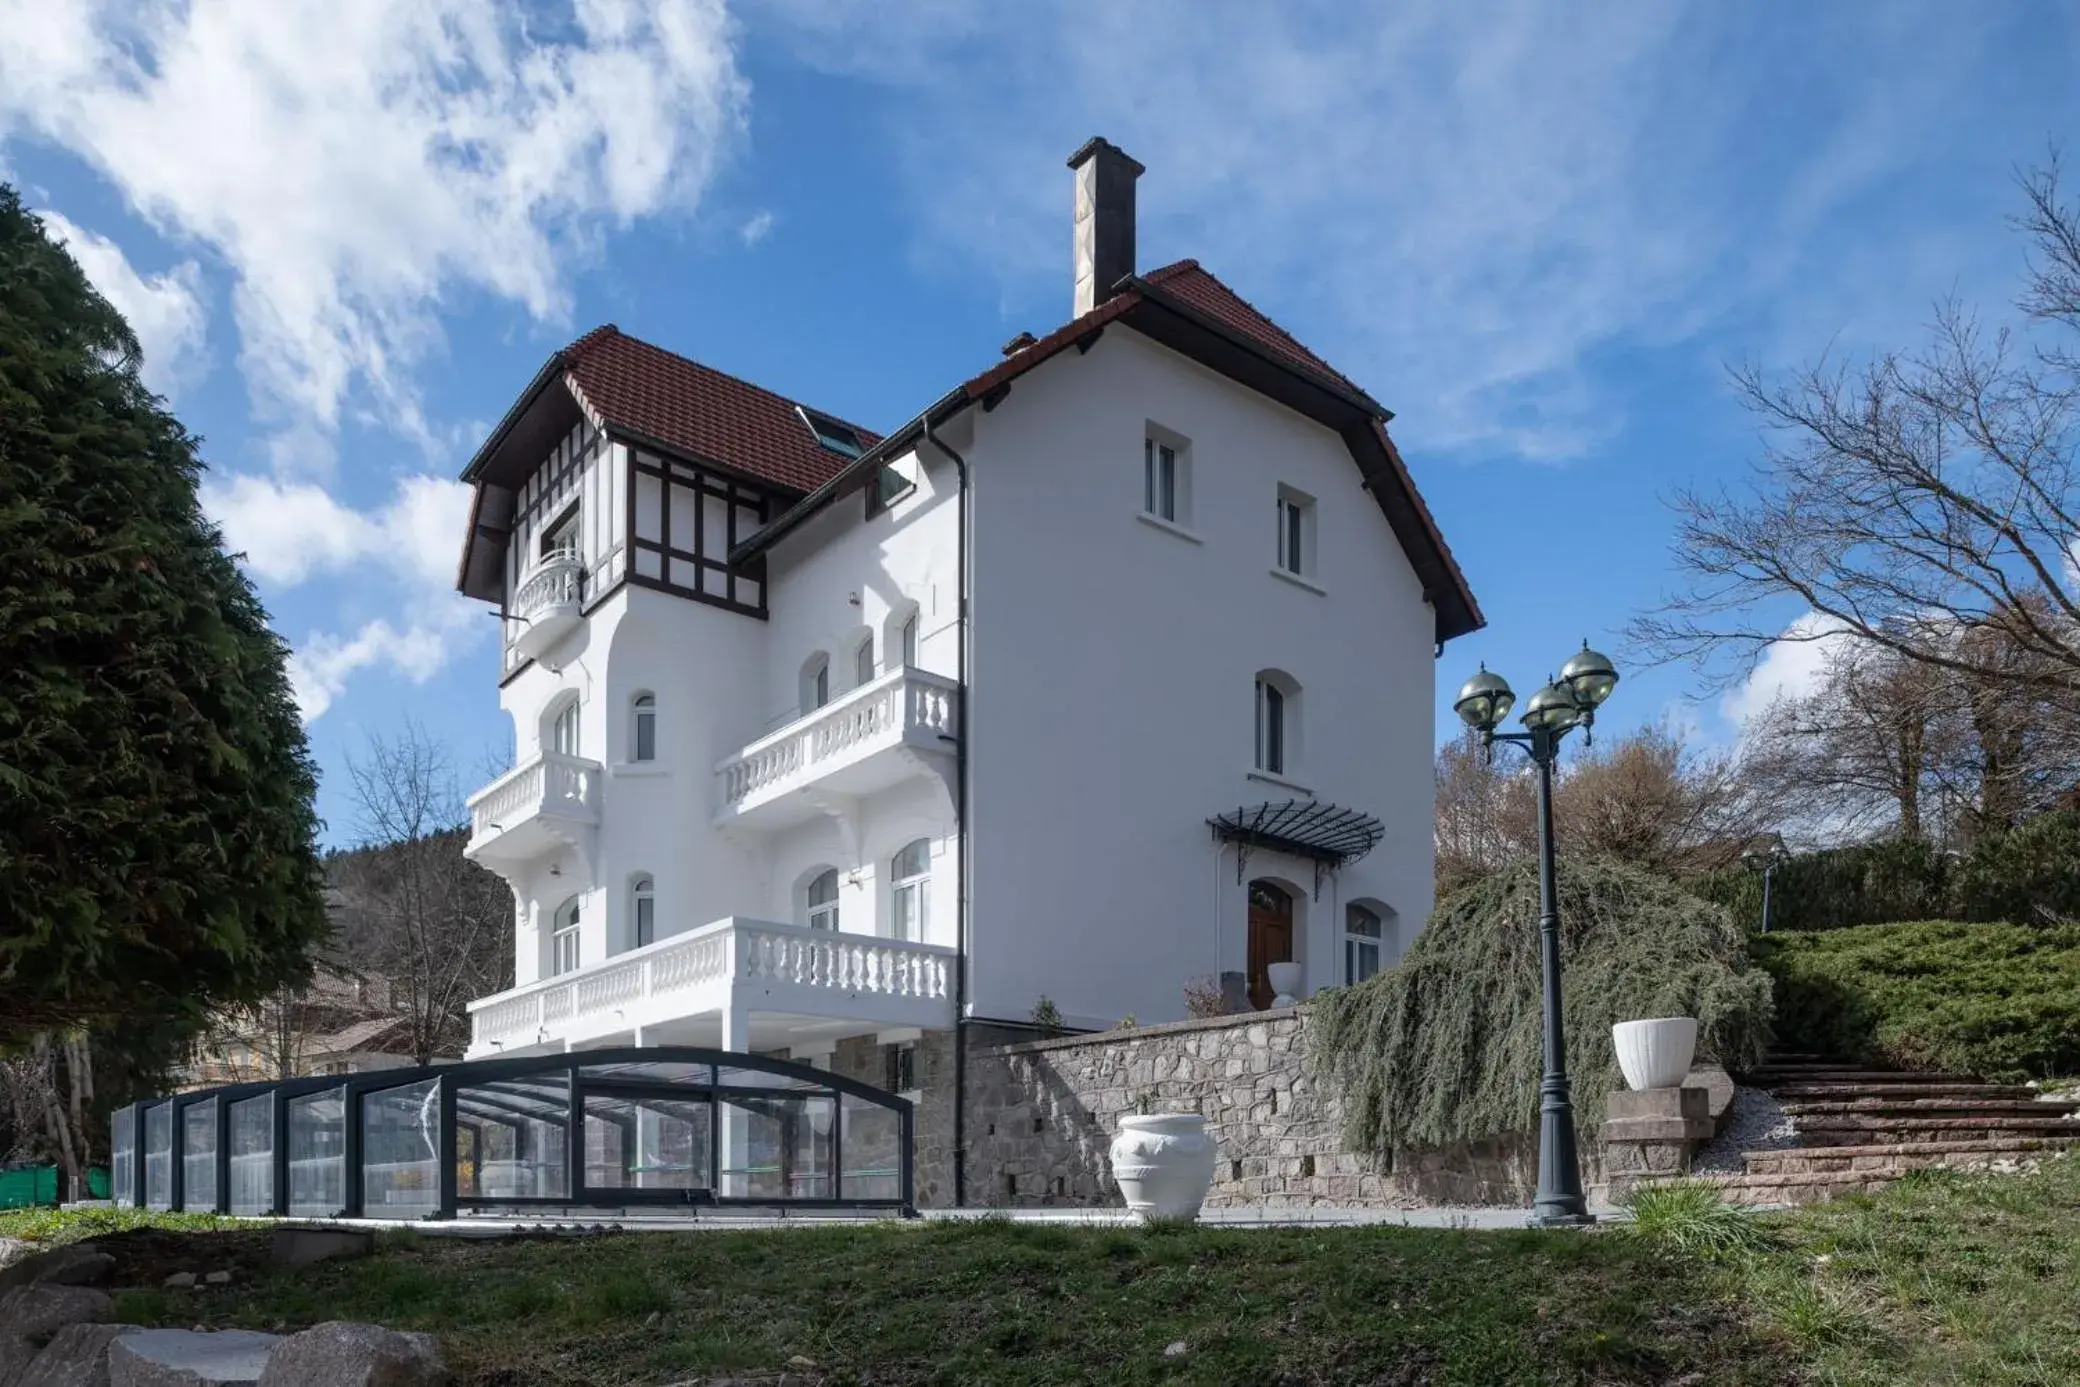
[296,1203,1623,1235]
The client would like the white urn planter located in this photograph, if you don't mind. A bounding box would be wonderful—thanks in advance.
[1266,962,1304,1008]
[1612,1017,1699,1091]
[1109,1114,1219,1223]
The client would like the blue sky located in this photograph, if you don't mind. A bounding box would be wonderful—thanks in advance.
[2,1,2076,846]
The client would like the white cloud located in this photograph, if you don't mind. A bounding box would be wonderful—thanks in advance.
[34,209,206,399]
[1722,612,1852,728]
[761,2,2069,462]
[2,0,751,723]
[203,470,480,720]
[740,210,776,246]
[0,0,748,464]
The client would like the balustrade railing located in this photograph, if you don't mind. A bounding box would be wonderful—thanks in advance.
[717,668,959,810]
[465,751,601,849]
[512,552,585,622]
[467,917,954,1050]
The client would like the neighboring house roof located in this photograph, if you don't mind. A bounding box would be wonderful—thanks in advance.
[310,1015,410,1058]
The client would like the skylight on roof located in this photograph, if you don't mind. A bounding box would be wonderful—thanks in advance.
[796,405,864,459]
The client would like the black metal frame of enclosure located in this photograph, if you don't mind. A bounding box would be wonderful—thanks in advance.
[109,1047,915,1220]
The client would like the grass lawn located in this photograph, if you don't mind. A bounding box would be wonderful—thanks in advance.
[5,1154,2076,1386]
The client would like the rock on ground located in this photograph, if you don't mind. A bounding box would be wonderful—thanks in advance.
[0,1248,117,1296]
[254,1323,445,1387]
[17,1322,145,1387]
[0,1286,110,1342]
[106,1330,280,1387]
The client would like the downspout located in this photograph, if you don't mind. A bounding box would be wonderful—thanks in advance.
[920,414,972,1208]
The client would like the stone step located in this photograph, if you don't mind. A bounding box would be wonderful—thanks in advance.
[1792,1114,2080,1146]
[1741,1136,2080,1176]
[1780,1097,2080,1119]
[1745,1068,1979,1086]
[1763,1052,1839,1064]
[1768,1082,2040,1102]
[1688,1170,1896,1206]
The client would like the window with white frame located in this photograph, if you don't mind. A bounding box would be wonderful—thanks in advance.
[855,635,875,686]
[551,897,582,975]
[631,875,655,948]
[630,692,656,762]
[541,507,580,561]
[1254,676,1290,775]
[801,654,831,714]
[1276,485,1316,576]
[1143,433,1188,523]
[900,612,919,666]
[1344,904,1384,984]
[806,868,840,931]
[890,839,930,941]
[549,697,580,757]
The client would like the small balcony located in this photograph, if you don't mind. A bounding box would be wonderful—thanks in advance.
[716,667,960,830]
[507,552,586,665]
[466,750,602,867]
[466,917,957,1057]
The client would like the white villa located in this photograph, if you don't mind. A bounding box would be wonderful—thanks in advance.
[453,140,1481,1199]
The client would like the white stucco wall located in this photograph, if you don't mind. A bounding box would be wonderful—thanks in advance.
[966,328,1439,1029]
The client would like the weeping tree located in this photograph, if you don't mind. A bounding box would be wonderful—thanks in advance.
[0,186,326,1053]
[1310,857,1773,1163]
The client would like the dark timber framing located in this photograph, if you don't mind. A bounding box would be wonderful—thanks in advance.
[625,445,771,619]
[109,1046,916,1220]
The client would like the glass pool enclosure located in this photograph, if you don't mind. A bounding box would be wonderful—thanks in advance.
[109,1047,914,1219]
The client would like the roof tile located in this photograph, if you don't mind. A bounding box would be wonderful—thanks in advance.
[561,328,879,493]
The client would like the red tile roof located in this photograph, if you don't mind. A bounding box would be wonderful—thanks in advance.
[1139,261,1364,396]
[560,326,880,494]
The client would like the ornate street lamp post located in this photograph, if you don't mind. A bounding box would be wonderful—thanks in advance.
[1453,641,1620,1229]
[1741,833,1790,933]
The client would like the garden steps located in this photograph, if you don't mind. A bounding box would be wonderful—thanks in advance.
[1672,1052,2080,1207]
[1739,1137,2080,1177]
[1768,1082,2040,1102]
[1778,1097,2080,1119]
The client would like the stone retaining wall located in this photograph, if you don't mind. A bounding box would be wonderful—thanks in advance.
[963,1008,1564,1208]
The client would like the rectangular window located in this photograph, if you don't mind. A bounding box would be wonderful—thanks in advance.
[634,893,654,948]
[883,1043,917,1094]
[552,921,581,975]
[1255,680,1286,775]
[1143,437,1178,521]
[552,700,580,758]
[1345,907,1384,984]
[1276,491,1310,575]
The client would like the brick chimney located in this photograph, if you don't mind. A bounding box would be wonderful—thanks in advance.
[1069,137,1144,317]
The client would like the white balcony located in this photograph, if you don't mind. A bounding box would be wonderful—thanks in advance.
[716,667,960,830]
[466,750,602,868]
[465,917,956,1057]
[507,552,586,664]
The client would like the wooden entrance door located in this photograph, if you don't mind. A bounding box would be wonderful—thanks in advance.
[1247,881,1294,1010]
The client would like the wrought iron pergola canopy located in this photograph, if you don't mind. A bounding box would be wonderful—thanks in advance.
[107,1046,915,1222]
[1208,798,1385,896]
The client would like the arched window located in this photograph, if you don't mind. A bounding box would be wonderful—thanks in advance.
[631,875,655,949]
[855,635,875,686]
[547,696,581,757]
[551,897,582,975]
[630,692,657,762]
[806,868,840,931]
[801,654,831,715]
[1254,678,1286,774]
[1344,904,1385,984]
[900,612,919,666]
[890,839,931,941]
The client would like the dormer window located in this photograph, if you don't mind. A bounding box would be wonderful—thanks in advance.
[797,405,864,459]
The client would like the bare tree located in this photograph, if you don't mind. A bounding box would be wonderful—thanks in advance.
[1744,642,1971,843]
[334,721,513,1066]
[1434,730,1535,894]
[1631,154,2080,751]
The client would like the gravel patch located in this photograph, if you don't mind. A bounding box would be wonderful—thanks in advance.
[1692,1085,1799,1175]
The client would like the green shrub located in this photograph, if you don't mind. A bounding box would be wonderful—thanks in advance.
[1693,838,1952,934]
[1753,920,2080,1081]
[1309,857,1773,1159]
[1954,810,2080,926]
[1618,1180,1770,1259]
